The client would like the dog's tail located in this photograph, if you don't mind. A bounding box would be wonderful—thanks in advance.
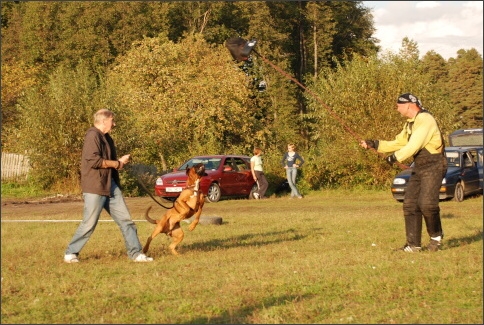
[144,206,158,224]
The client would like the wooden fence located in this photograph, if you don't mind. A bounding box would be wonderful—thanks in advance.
[1,152,31,181]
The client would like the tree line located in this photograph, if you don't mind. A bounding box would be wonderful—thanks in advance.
[1,1,482,194]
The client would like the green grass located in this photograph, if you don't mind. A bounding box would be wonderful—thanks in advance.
[1,190,482,324]
[1,181,49,199]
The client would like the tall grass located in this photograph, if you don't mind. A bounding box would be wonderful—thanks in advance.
[1,190,482,324]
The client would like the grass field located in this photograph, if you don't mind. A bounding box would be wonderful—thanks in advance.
[1,190,482,324]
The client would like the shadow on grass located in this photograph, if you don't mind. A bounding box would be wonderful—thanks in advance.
[440,212,483,248]
[185,228,311,252]
[183,292,316,324]
[445,229,483,249]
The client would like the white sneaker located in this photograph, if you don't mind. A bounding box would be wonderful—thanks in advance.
[253,192,260,199]
[64,254,79,263]
[134,253,153,262]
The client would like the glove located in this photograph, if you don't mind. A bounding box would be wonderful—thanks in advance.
[385,154,398,166]
[365,139,379,149]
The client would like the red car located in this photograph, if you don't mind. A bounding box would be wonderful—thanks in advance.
[154,155,258,202]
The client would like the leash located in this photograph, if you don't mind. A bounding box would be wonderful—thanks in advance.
[136,176,175,210]
[251,49,409,171]
[124,158,176,209]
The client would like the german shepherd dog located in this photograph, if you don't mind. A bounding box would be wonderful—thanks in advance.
[143,163,206,256]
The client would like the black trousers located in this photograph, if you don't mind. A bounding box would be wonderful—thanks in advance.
[403,149,446,247]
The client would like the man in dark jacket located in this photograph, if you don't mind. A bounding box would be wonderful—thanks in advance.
[64,108,153,263]
[360,93,446,252]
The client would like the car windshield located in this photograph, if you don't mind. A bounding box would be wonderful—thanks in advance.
[179,158,222,171]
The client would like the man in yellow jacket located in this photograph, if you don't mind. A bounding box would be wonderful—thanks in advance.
[360,93,446,252]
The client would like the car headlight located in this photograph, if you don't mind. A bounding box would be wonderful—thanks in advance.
[441,178,446,184]
[393,178,406,185]
[155,177,163,186]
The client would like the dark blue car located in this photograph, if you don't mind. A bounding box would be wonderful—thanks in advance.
[391,146,483,202]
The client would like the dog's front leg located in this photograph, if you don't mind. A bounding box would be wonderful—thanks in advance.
[188,196,205,231]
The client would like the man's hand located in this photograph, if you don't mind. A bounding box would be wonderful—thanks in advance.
[360,139,379,149]
[117,154,131,170]
[385,154,397,166]
[119,154,130,164]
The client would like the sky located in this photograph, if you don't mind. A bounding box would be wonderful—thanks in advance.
[362,1,483,59]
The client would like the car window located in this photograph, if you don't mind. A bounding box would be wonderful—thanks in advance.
[222,157,236,171]
[233,157,248,171]
[463,152,474,168]
[180,159,202,170]
[446,151,459,167]
[179,158,221,170]
[204,159,221,170]
[449,128,483,146]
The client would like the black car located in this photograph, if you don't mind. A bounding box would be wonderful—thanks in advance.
[391,146,483,202]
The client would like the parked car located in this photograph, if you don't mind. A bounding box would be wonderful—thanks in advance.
[391,146,483,202]
[154,155,258,203]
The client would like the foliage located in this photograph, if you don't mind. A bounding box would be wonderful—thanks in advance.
[303,53,457,187]
[106,34,259,171]
[0,181,48,199]
[446,48,483,128]
[1,1,482,194]
[14,62,102,189]
[0,60,41,150]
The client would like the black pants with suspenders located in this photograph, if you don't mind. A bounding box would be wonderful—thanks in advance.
[403,148,446,247]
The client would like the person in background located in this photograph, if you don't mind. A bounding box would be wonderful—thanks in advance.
[360,93,446,253]
[64,108,153,263]
[281,143,304,199]
[250,147,269,199]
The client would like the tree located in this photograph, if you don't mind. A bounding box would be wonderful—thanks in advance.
[304,51,456,189]
[399,37,420,62]
[420,50,449,86]
[15,62,102,190]
[105,35,259,171]
[1,60,40,150]
[446,48,483,128]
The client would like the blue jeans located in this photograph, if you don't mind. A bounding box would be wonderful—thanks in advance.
[65,180,143,260]
[286,167,301,197]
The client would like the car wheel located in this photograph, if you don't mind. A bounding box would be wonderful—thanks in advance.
[248,184,258,200]
[205,183,221,203]
[453,182,464,202]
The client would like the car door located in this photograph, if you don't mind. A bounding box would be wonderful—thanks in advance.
[219,157,252,195]
[461,150,480,194]
[477,149,484,190]
[217,157,240,195]
[232,157,254,194]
